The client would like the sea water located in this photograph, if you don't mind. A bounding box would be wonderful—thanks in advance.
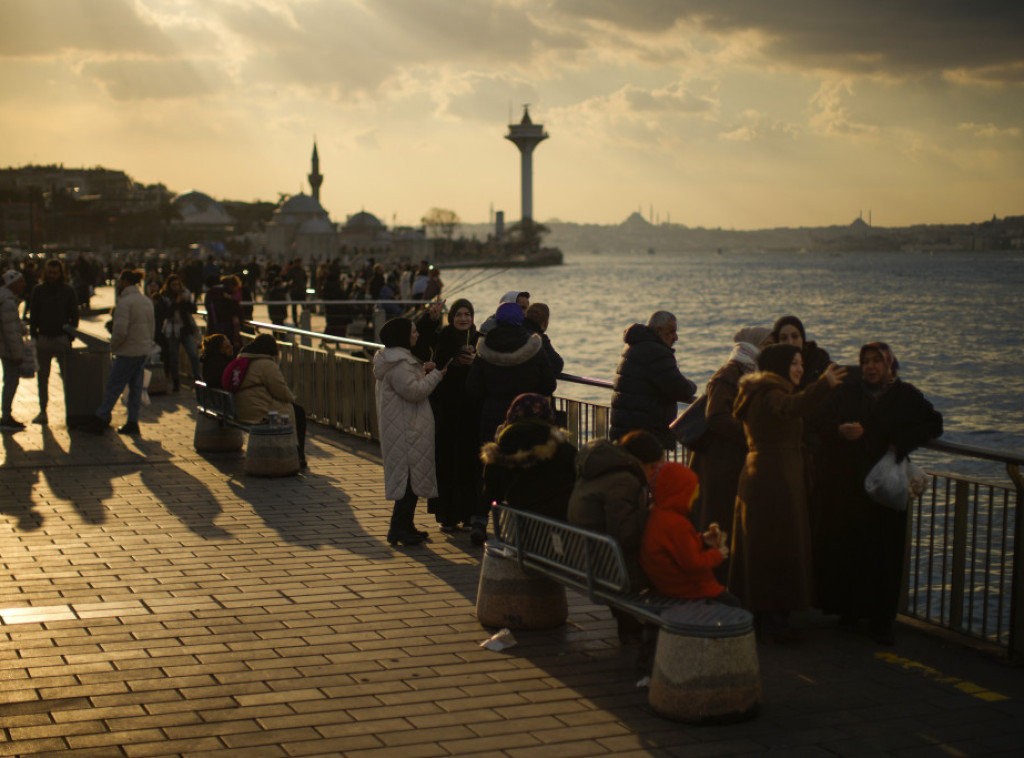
[442,249,1024,479]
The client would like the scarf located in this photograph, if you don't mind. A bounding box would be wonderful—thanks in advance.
[727,341,761,371]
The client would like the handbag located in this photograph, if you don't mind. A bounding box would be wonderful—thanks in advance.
[670,394,711,451]
[864,449,928,511]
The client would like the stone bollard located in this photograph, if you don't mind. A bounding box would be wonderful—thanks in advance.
[193,416,245,453]
[475,542,567,630]
[648,603,760,723]
[244,423,300,477]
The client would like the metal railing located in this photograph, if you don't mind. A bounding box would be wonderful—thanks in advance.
[236,321,1024,657]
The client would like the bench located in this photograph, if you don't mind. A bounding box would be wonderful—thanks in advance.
[193,381,300,477]
[478,504,761,724]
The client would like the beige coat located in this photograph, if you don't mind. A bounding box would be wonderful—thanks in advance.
[234,353,295,423]
[0,286,26,360]
[110,285,155,357]
[373,347,444,500]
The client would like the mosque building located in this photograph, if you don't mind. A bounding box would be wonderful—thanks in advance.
[265,142,339,261]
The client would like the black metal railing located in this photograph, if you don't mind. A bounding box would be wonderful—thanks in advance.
[235,321,1023,657]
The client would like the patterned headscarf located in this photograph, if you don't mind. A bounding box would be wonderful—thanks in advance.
[502,393,555,426]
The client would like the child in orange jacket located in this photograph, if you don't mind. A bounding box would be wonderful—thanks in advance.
[641,462,738,604]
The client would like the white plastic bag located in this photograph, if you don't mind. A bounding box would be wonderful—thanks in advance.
[864,449,926,511]
[121,369,152,407]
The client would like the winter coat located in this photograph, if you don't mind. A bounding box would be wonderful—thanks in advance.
[610,324,697,448]
[690,361,746,534]
[466,325,556,443]
[523,317,565,376]
[0,286,26,360]
[800,341,832,388]
[481,420,577,521]
[201,351,231,390]
[28,282,78,338]
[109,285,155,357]
[373,347,444,500]
[204,286,241,342]
[233,353,295,423]
[728,371,833,612]
[567,439,652,591]
[812,377,942,622]
[642,467,725,600]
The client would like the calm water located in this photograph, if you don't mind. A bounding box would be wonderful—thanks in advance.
[441,249,1024,478]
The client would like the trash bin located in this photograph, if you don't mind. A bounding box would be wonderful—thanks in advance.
[65,331,110,429]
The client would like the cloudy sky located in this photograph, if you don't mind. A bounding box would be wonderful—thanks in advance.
[2,0,1022,229]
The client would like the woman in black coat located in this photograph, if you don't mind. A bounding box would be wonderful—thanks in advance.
[428,299,482,532]
[467,302,556,445]
[480,393,577,522]
[770,315,831,388]
[813,342,943,645]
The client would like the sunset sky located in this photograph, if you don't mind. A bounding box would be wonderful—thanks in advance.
[2,1,1022,229]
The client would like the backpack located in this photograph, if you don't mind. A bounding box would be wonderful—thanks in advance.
[222,357,251,392]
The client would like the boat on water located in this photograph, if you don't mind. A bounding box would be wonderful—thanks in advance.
[442,247,563,269]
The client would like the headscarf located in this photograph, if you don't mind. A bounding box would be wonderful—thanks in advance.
[770,315,806,344]
[501,393,555,428]
[499,290,520,304]
[379,317,413,349]
[729,326,771,370]
[860,341,899,382]
[447,298,475,327]
[757,343,801,380]
[244,334,278,356]
[495,301,525,326]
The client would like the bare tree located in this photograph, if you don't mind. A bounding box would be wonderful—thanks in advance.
[421,208,461,240]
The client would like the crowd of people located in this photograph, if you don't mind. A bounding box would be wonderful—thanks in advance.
[0,251,944,651]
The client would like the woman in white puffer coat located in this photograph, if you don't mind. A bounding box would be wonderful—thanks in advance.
[373,317,446,546]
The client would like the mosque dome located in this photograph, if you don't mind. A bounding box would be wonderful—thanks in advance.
[279,193,326,216]
[298,217,336,235]
[344,211,383,231]
[171,190,233,226]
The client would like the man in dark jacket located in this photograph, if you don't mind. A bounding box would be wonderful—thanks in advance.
[28,259,79,424]
[610,311,697,449]
[523,302,564,377]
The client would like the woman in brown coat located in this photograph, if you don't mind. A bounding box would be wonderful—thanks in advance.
[728,344,845,642]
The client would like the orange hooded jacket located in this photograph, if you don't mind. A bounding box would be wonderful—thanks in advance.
[641,462,726,599]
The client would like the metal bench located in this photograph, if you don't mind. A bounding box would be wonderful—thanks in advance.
[193,380,299,477]
[480,504,761,723]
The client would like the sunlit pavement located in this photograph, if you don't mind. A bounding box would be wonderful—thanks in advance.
[1,302,1023,757]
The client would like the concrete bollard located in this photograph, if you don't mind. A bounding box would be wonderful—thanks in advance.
[244,424,300,477]
[475,543,568,630]
[193,416,245,453]
[648,604,760,723]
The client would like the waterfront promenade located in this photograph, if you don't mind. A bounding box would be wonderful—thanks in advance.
[1,316,1023,756]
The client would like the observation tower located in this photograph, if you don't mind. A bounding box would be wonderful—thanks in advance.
[505,106,548,222]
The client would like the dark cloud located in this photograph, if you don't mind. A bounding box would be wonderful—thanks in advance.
[0,0,176,57]
[82,59,218,101]
[551,0,1024,82]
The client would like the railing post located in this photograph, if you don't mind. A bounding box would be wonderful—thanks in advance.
[1008,463,1024,659]
[949,481,970,633]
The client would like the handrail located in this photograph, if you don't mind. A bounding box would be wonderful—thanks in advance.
[241,320,1024,474]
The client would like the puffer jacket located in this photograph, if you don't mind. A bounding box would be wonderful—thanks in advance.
[466,324,556,443]
[567,439,651,591]
[0,286,26,360]
[480,419,577,520]
[233,353,295,424]
[373,347,444,500]
[610,323,697,448]
[109,285,155,357]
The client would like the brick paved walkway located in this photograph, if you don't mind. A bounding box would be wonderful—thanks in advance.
[1,317,1022,756]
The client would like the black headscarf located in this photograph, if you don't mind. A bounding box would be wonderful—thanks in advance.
[770,315,806,344]
[245,334,278,356]
[435,300,480,368]
[758,343,800,379]
[447,298,474,325]
[379,317,413,349]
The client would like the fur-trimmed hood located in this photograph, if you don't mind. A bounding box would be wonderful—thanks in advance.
[734,370,794,421]
[481,420,569,469]
[476,327,542,367]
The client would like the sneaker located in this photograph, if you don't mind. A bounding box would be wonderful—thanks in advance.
[0,417,25,431]
[32,411,48,425]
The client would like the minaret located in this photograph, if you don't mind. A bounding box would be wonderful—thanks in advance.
[505,106,548,222]
[308,140,323,201]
